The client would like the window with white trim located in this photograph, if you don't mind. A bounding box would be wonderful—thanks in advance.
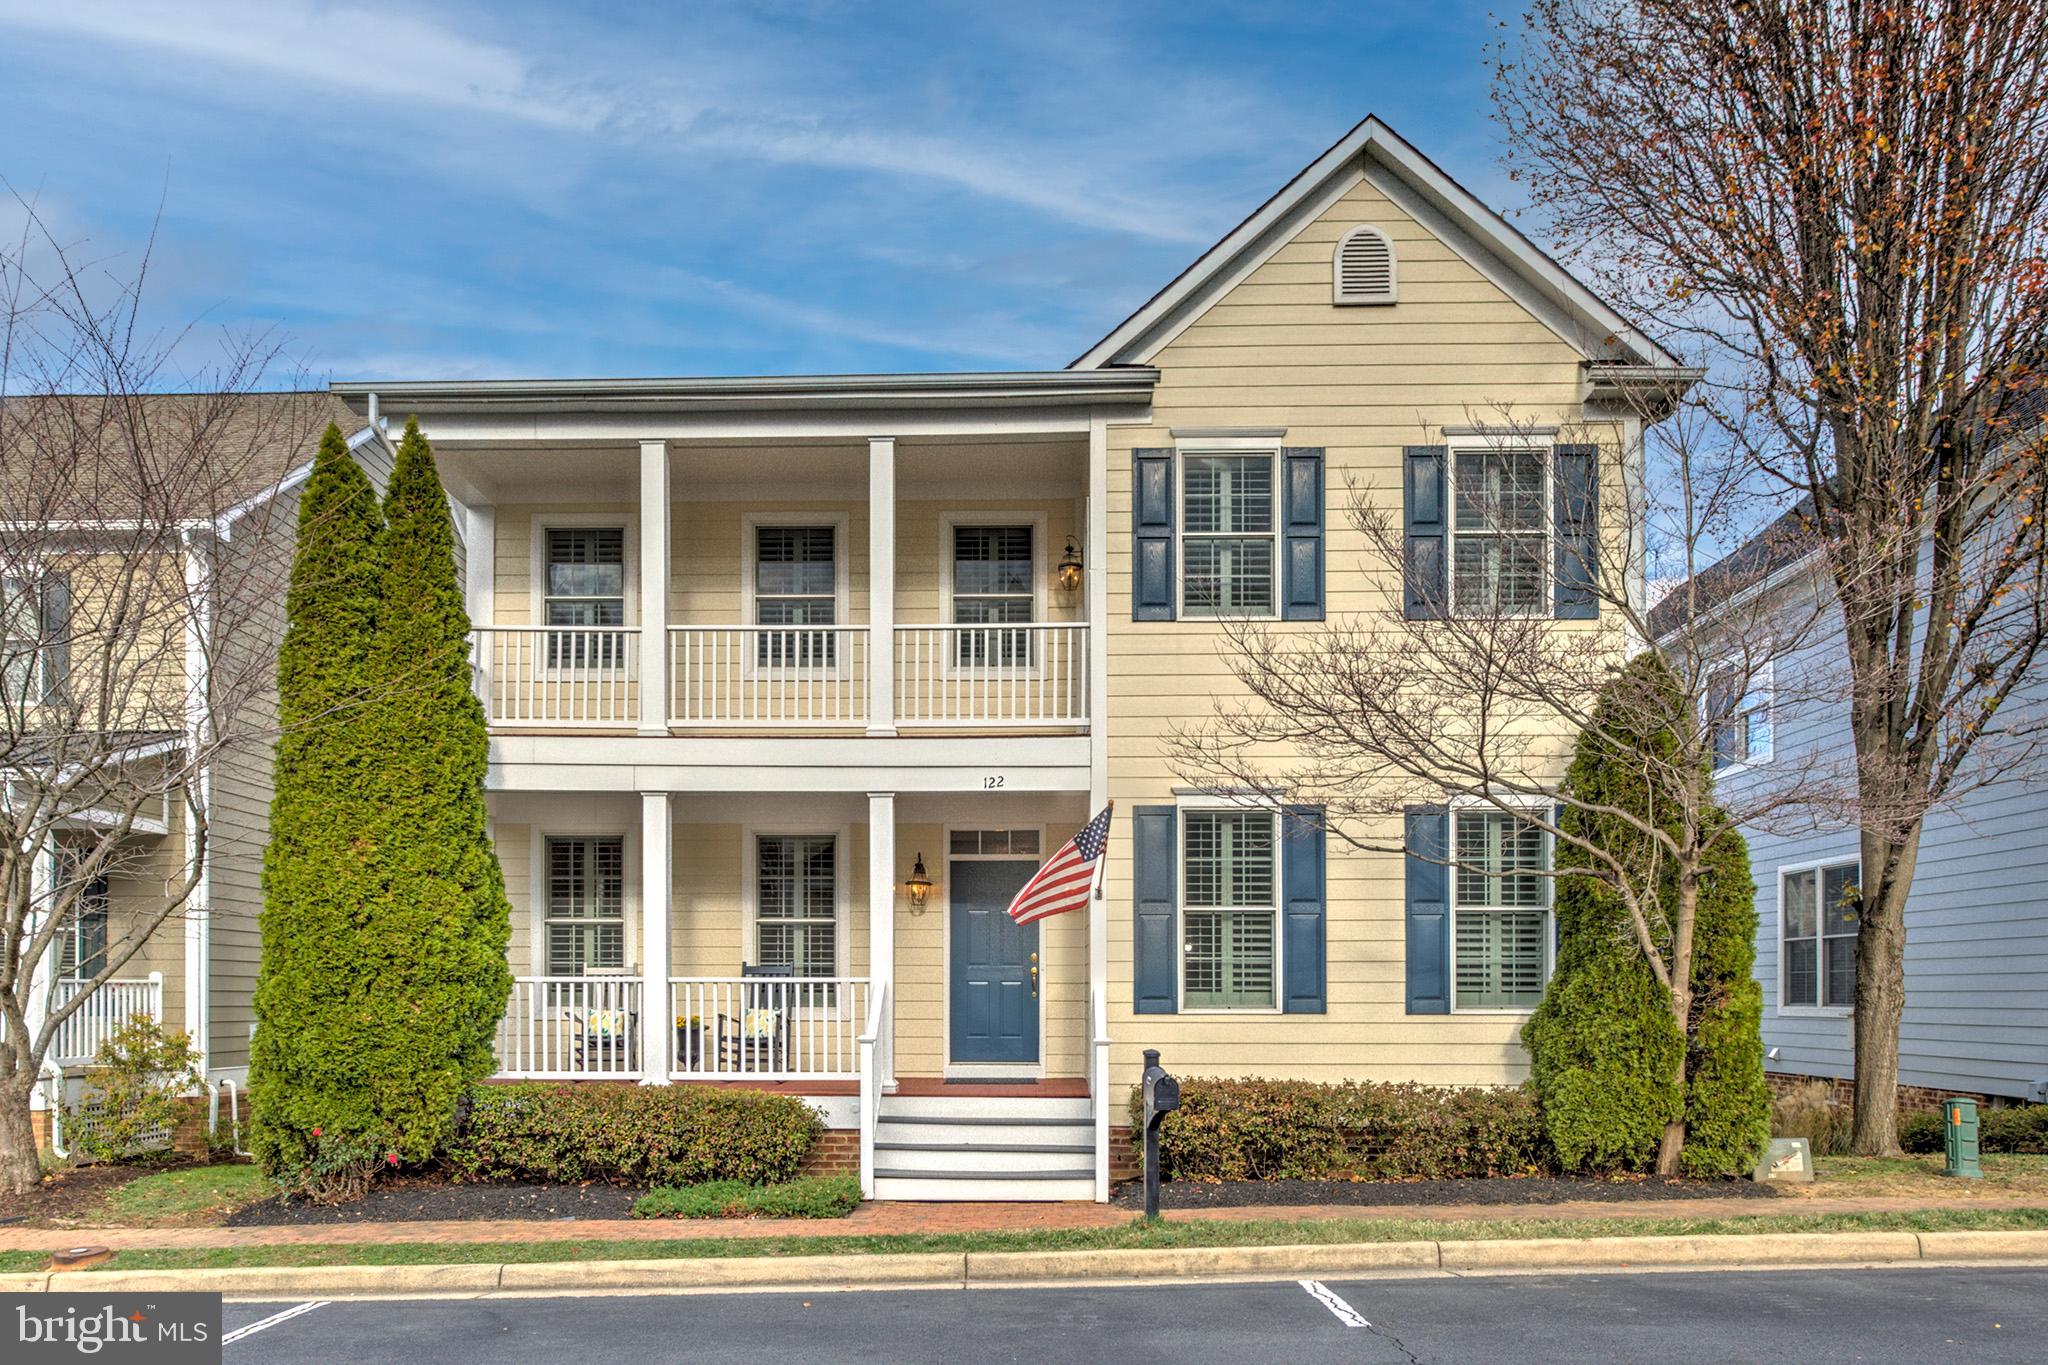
[56,864,110,982]
[1706,662,1774,771]
[543,528,626,667]
[1181,454,1275,617]
[755,835,837,979]
[1782,860,1859,1009]
[1449,448,1548,616]
[1181,808,1277,1009]
[1452,810,1550,1009]
[2,574,64,703]
[951,525,1034,666]
[544,836,626,976]
[754,526,838,667]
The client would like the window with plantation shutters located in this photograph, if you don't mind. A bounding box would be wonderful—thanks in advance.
[1451,810,1550,1009]
[755,526,838,667]
[1182,809,1277,1009]
[544,527,626,668]
[1332,225,1396,305]
[755,835,838,981]
[544,836,625,976]
[1450,449,1549,616]
[1182,455,1275,617]
[952,525,1034,666]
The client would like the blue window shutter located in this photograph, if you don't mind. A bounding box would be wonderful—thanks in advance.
[1132,805,1178,1013]
[1132,449,1176,621]
[1553,444,1599,620]
[1403,446,1448,620]
[39,574,70,702]
[1281,448,1325,621]
[1404,804,1450,1014]
[1281,805,1326,1013]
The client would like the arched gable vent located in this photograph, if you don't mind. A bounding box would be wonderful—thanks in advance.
[1333,225,1397,306]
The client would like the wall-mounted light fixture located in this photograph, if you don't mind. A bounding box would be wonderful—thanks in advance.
[1056,536,1084,593]
[905,853,933,914]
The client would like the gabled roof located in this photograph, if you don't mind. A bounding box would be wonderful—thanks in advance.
[1070,115,1682,373]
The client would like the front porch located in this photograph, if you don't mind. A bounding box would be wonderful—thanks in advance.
[483,789,1113,1200]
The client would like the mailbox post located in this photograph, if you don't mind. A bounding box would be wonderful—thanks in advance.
[1140,1048,1180,1220]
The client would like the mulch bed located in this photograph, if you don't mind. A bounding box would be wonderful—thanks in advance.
[1110,1174,1781,1211]
[225,1175,647,1226]
[8,1158,195,1228]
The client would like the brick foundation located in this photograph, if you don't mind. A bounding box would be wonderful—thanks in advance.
[1765,1071,2005,1116]
[801,1128,860,1177]
[1108,1125,1139,1182]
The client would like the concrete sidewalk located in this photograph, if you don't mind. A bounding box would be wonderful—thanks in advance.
[0,1192,2034,1253]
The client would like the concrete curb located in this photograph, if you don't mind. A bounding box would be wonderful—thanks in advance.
[10,1228,2047,1298]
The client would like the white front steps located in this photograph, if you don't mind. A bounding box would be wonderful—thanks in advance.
[871,1093,1096,1201]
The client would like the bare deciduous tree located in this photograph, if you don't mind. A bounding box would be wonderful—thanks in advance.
[0,207,323,1194]
[1492,0,2048,1152]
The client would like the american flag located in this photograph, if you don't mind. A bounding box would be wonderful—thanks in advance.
[1007,802,1114,924]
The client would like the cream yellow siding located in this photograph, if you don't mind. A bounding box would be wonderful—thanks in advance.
[1100,175,1605,1091]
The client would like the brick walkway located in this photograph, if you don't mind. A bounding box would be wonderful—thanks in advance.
[0,1193,2024,1254]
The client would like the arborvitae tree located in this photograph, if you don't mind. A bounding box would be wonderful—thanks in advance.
[1523,653,1770,1176]
[352,417,512,1165]
[1523,656,1686,1172]
[251,424,384,1180]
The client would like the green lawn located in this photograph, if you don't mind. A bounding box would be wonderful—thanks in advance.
[7,1205,2046,1276]
[1807,1153,2048,1199]
[92,1163,271,1227]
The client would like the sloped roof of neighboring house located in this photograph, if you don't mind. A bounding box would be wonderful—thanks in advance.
[1,390,360,525]
[1646,502,1821,642]
[1069,115,1684,375]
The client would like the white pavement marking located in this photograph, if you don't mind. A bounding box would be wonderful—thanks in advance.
[222,1300,329,1344]
[1299,1279,1369,1328]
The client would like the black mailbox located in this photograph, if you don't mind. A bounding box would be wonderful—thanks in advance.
[1139,1048,1179,1219]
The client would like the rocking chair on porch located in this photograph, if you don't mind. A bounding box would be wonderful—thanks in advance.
[716,962,792,1074]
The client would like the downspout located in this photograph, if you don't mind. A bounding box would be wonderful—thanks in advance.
[179,531,212,1077]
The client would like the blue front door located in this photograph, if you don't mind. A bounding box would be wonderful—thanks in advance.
[949,859,1040,1064]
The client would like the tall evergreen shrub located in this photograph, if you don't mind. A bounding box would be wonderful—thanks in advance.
[251,424,384,1179]
[352,418,512,1165]
[1522,652,1769,1175]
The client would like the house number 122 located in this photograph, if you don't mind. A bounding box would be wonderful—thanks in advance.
[983,775,1005,788]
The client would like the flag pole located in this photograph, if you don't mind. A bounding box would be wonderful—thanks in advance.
[1091,798,1113,901]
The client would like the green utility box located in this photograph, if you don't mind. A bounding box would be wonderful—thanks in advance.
[1942,1097,1982,1179]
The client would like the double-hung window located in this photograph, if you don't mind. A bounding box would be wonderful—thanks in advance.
[1449,448,1548,615]
[1452,809,1550,1009]
[952,525,1034,666]
[1181,454,1275,617]
[754,526,838,668]
[1181,808,1277,1009]
[544,836,626,979]
[754,835,838,984]
[543,528,626,668]
[1782,860,1858,1009]
[57,865,110,982]
[2,574,66,704]
[1706,663,1774,771]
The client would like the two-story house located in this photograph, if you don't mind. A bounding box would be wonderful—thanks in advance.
[305,117,1689,1200]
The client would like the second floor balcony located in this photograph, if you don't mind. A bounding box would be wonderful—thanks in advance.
[471,619,1089,732]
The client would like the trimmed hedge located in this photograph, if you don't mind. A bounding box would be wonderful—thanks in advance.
[1132,1078,1550,1182]
[444,1084,822,1186]
[632,1174,860,1219]
[1900,1105,2048,1156]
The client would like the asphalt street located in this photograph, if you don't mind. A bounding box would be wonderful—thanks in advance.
[219,1263,2048,1364]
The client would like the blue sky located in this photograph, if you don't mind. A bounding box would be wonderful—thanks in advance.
[0,1,1516,384]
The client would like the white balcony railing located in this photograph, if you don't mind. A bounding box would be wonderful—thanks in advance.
[668,627,870,728]
[472,627,639,728]
[894,623,1088,727]
[494,975,644,1079]
[670,976,870,1080]
[49,974,164,1066]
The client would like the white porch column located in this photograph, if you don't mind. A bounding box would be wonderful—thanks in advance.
[22,843,56,1065]
[464,503,497,721]
[866,792,896,1090]
[866,437,896,736]
[639,791,673,1083]
[1086,414,1112,1202]
[638,440,671,736]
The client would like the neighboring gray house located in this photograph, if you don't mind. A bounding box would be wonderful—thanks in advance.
[1658,512,2048,1107]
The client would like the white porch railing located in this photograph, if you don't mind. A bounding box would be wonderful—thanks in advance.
[50,974,164,1066]
[471,627,639,728]
[668,627,870,728]
[670,977,870,1080]
[894,623,1088,727]
[494,976,644,1079]
[1090,984,1112,1203]
[858,979,887,1199]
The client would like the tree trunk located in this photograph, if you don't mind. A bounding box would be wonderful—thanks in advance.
[1656,986,1691,1176]
[1849,826,1922,1156]
[0,1071,45,1197]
